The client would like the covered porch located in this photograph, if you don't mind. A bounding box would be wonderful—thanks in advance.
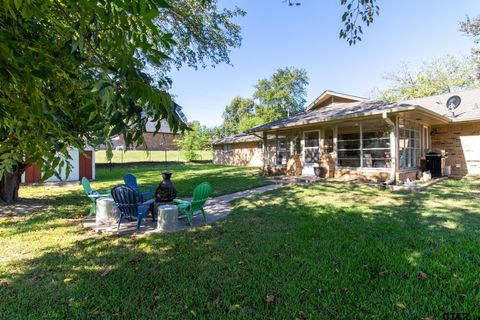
[253,110,450,182]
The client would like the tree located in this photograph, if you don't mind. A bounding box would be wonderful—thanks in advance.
[221,97,255,136]
[460,15,480,79]
[377,55,478,102]
[237,115,268,133]
[339,0,379,45]
[287,0,379,45]
[253,67,309,120]
[0,0,243,203]
[177,121,210,161]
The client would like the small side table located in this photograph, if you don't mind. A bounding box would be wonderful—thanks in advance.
[96,198,119,225]
[157,205,179,231]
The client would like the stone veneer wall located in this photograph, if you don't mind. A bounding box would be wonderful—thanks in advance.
[395,170,419,183]
[335,168,390,182]
[431,122,480,177]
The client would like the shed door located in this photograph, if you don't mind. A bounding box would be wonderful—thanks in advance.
[25,162,42,183]
[79,151,93,180]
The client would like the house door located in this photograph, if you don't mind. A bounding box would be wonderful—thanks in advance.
[303,131,320,176]
[25,162,42,183]
[79,151,93,180]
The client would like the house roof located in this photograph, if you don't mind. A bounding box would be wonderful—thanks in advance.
[210,133,261,145]
[145,119,174,133]
[306,90,367,111]
[399,88,480,122]
[249,88,480,133]
[144,103,188,133]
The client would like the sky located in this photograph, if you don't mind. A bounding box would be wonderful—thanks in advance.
[169,0,479,127]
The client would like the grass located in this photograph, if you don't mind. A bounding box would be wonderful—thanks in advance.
[93,162,268,198]
[1,176,480,319]
[95,150,212,163]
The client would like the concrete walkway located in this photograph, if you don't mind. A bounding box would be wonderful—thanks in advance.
[82,184,286,236]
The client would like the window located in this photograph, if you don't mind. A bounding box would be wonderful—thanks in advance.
[304,131,320,164]
[362,121,391,168]
[399,119,421,168]
[337,124,361,167]
[337,120,392,168]
[276,136,289,166]
[223,144,232,153]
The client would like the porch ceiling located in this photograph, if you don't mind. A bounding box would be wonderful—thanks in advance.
[397,108,450,125]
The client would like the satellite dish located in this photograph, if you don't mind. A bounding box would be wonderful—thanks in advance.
[446,95,461,111]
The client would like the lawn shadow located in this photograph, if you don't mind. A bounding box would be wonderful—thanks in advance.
[1,180,479,319]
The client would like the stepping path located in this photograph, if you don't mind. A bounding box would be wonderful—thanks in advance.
[82,183,287,236]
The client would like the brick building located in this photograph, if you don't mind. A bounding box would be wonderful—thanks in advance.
[117,119,182,151]
[211,89,480,181]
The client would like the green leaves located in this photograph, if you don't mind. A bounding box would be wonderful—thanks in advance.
[1,0,242,192]
[177,121,210,161]
[253,67,309,120]
[339,0,379,45]
[379,55,478,102]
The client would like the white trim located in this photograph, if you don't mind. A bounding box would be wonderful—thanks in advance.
[302,130,320,176]
[303,130,320,164]
[306,90,367,111]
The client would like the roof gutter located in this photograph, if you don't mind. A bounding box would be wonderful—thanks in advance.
[248,104,451,133]
[405,105,451,124]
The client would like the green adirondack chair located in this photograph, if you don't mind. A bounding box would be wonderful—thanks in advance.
[81,177,111,215]
[173,182,212,226]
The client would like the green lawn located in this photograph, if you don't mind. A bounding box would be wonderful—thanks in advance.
[1,175,479,319]
[95,150,212,163]
[93,162,267,198]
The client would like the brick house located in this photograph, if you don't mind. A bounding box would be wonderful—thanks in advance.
[211,133,276,167]
[117,119,182,151]
[211,89,480,182]
[115,104,188,151]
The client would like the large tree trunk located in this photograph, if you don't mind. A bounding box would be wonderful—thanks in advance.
[0,166,24,204]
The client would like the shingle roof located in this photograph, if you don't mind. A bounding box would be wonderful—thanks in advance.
[249,88,480,133]
[248,101,398,132]
[209,133,261,145]
[400,88,480,121]
[306,90,367,111]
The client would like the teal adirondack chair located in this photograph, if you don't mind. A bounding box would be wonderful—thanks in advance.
[173,182,212,226]
[82,177,110,215]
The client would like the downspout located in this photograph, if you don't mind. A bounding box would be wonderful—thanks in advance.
[382,112,396,186]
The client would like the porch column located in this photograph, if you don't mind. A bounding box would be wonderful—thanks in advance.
[333,124,338,166]
[319,127,325,156]
[262,132,268,171]
[388,115,399,179]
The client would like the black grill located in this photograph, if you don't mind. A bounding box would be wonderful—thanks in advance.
[425,149,446,178]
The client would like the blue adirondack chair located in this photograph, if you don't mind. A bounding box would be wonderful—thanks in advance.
[123,173,154,202]
[111,184,155,231]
